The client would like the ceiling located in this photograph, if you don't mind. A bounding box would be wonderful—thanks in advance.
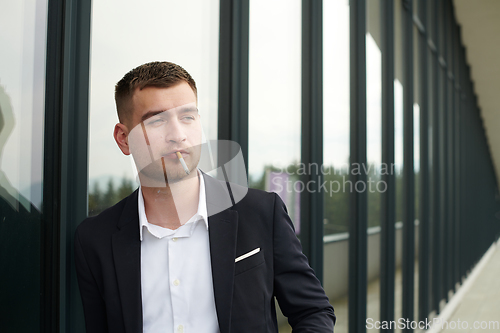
[454,0,500,185]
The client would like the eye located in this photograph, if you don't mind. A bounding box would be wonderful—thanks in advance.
[181,116,196,122]
[147,117,165,126]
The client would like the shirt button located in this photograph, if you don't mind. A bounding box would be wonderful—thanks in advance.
[177,324,184,333]
[173,279,180,286]
[172,237,178,242]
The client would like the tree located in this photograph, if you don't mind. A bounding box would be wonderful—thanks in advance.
[117,177,134,201]
[88,181,103,215]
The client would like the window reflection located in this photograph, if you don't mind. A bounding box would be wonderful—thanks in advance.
[247,0,301,231]
[366,0,382,329]
[322,1,350,332]
[0,0,47,330]
[366,32,382,230]
[88,0,219,215]
[394,0,405,329]
[323,0,350,237]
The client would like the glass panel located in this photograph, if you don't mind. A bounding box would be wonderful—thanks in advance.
[247,1,301,331]
[0,0,47,330]
[88,0,220,215]
[248,0,301,231]
[323,0,350,332]
[366,0,382,330]
[394,0,404,330]
[427,46,436,318]
[413,24,421,322]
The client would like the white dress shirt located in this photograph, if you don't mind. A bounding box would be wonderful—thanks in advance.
[139,172,219,333]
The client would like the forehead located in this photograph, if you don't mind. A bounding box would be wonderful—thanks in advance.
[131,82,197,118]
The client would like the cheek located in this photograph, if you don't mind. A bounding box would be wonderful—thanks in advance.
[188,125,203,146]
[128,126,156,165]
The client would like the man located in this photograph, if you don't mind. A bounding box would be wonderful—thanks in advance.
[75,61,335,333]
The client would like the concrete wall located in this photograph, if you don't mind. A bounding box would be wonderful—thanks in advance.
[322,221,419,300]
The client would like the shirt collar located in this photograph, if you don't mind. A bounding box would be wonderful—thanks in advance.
[138,169,208,241]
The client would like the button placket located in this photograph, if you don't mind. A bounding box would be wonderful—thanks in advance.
[169,232,187,333]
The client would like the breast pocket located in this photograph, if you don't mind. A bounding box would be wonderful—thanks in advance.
[232,248,268,332]
[234,248,265,276]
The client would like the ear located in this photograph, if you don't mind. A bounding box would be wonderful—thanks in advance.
[114,123,131,155]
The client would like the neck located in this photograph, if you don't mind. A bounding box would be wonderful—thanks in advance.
[140,170,201,230]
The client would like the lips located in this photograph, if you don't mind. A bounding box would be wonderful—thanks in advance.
[162,149,189,159]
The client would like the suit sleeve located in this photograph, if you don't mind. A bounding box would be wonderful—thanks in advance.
[272,193,336,332]
[74,229,109,333]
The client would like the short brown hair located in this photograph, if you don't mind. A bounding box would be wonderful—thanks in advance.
[114,61,197,126]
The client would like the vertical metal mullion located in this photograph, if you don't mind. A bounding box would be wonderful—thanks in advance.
[438,0,449,304]
[218,0,249,169]
[452,8,461,292]
[474,98,480,262]
[465,68,472,274]
[348,0,367,332]
[458,48,466,280]
[436,0,448,305]
[380,0,395,328]
[401,0,415,329]
[463,76,469,275]
[472,93,478,265]
[430,0,441,314]
[43,0,92,331]
[300,0,324,280]
[42,0,65,330]
[59,0,92,332]
[417,0,430,322]
[444,0,455,294]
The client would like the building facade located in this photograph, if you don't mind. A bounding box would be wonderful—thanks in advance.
[1,0,499,332]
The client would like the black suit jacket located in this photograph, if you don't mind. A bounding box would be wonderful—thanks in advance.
[75,174,335,332]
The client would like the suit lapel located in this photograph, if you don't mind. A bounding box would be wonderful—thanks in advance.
[111,190,143,333]
[204,174,239,333]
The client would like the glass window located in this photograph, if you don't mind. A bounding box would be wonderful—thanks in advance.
[323,0,350,236]
[247,0,302,232]
[413,23,421,322]
[0,0,47,330]
[323,0,350,332]
[394,0,405,328]
[88,0,220,215]
[366,0,382,330]
[247,3,301,330]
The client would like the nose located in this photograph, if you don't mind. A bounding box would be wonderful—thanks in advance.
[165,119,187,143]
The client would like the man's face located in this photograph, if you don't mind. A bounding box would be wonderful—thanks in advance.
[126,82,201,185]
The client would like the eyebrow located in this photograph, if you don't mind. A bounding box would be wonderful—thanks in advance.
[141,110,164,122]
[140,106,198,122]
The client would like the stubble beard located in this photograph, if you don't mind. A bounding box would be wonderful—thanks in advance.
[137,149,201,187]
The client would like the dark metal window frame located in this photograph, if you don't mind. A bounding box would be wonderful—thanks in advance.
[348,1,368,332]
[416,0,431,323]
[43,0,91,331]
[379,0,396,328]
[401,0,416,327]
[300,0,324,281]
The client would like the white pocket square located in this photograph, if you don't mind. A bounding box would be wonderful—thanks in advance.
[235,248,260,263]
